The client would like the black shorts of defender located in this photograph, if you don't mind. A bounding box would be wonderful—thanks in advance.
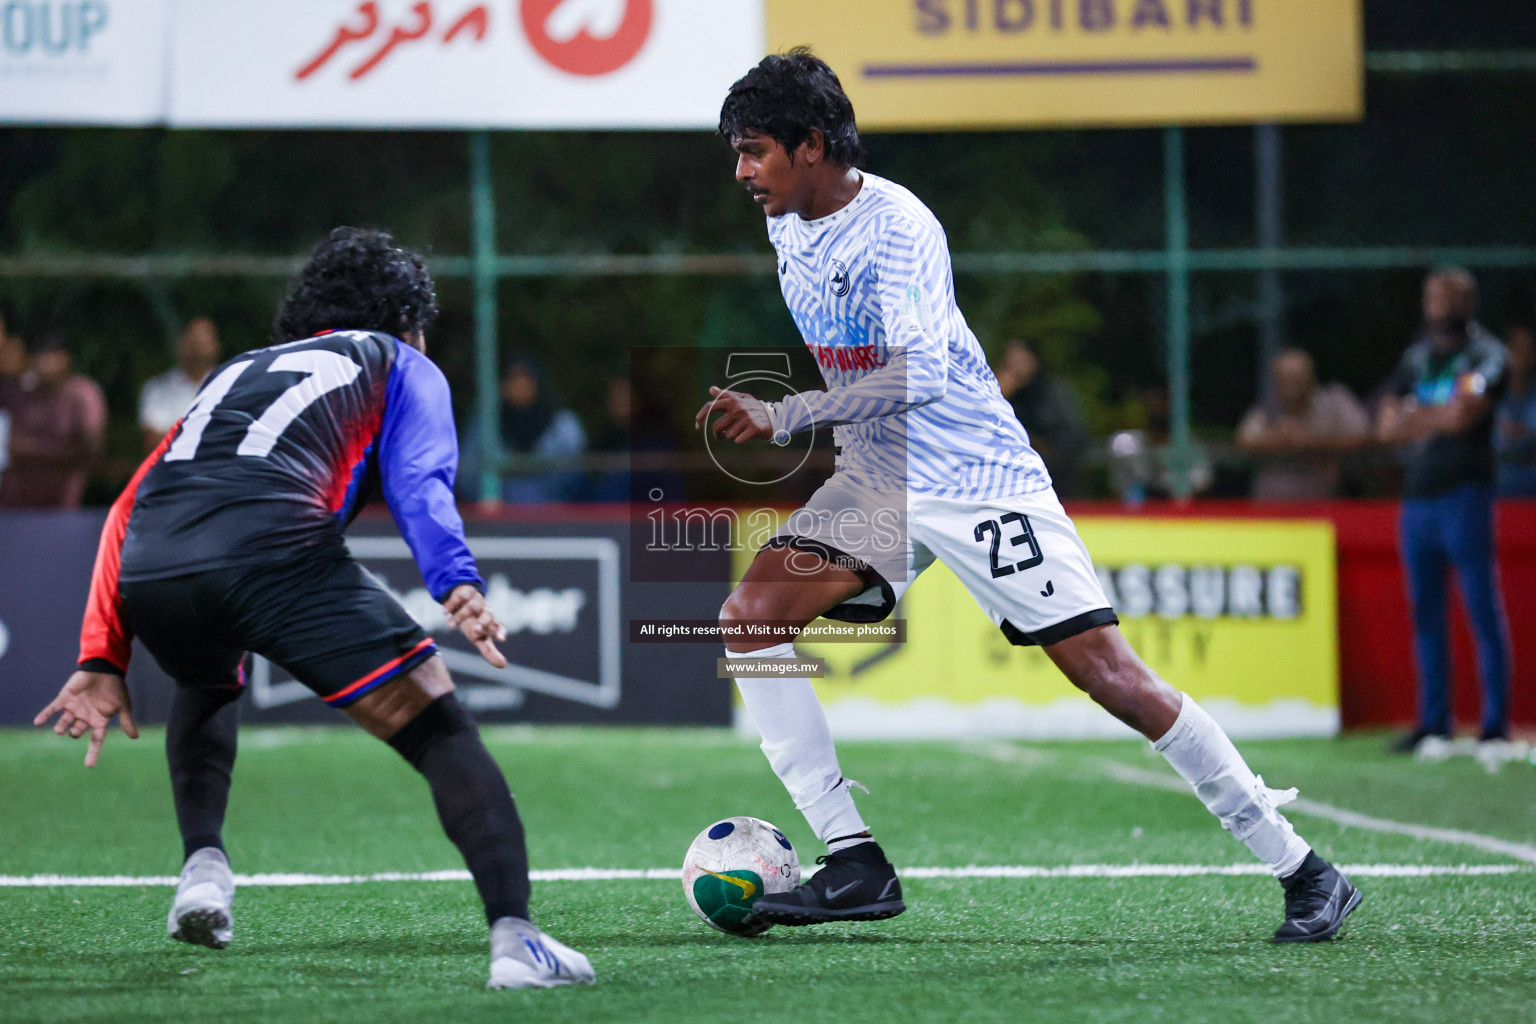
[120,551,437,707]
[762,536,1118,646]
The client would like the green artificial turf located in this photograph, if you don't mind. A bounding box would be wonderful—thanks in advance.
[2,727,1534,1023]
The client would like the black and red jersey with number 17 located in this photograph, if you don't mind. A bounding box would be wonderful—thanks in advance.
[78,330,484,676]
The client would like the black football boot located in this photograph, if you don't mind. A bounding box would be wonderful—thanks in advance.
[751,841,905,926]
[1272,850,1363,943]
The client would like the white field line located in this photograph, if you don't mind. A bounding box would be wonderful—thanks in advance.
[1096,759,1536,867]
[0,863,1523,888]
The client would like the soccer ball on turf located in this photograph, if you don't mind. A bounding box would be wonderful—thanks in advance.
[682,816,800,936]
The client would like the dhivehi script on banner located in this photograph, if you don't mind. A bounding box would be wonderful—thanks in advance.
[169,0,763,129]
[765,0,1363,128]
[736,517,1340,740]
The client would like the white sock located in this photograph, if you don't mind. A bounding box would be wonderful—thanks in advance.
[1153,693,1311,878]
[726,643,871,848]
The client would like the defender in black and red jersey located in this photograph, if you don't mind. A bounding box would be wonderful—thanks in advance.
[33,228,593,990]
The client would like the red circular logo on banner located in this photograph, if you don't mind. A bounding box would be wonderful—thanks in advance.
[520,0,654,77]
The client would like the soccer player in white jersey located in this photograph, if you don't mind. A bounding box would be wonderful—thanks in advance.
[697,49,1362,943]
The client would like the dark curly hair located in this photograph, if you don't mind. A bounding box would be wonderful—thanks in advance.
[718,47,864,168]
[274,227,439,343]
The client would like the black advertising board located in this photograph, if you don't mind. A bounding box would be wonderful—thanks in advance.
[0,512,731,728]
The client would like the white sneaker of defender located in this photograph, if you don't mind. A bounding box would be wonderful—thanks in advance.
[488,917,595,989]
[167,847,235,949]
[1413,734,1458,762]
[1475,738,1532,773]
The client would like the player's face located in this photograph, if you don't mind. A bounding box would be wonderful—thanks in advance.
[732,132,807,218]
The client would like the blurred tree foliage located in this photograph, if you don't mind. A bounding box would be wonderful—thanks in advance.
[0,127,1112,486]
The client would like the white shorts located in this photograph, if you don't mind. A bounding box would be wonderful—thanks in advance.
[767,473,1117,646]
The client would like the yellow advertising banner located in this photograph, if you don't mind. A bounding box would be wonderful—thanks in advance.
[736,517,1339,739]
[764,0,1363,129]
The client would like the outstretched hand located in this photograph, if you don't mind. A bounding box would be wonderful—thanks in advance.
[34,670,139,767]
[443,584,508,668]
[695,387,774,444]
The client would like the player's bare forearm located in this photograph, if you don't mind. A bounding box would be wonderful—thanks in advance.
[33,670,139,767]
[695,387,774,444]
[442,584,508,668]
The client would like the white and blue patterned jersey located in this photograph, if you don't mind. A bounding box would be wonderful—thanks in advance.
[762,172,1051,500]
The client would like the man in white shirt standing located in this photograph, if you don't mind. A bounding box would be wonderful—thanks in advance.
[699,49,1361,944]
[138,316,221,452]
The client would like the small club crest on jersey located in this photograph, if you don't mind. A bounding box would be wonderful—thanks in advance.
[829,259,851,297]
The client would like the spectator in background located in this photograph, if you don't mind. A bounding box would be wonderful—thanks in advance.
[585,377,634,503]
[1107,385,1212,503]
[584,375,687,503]
[1237,348,1370,499]
[1495,325,1536,497]
[0,311,26,493]
[138,316,221,451]
[994,339,1090,498]
[0,309,26,383]
[1376,268,1514,759]
[460,356,586,504]
[0,331,106,509]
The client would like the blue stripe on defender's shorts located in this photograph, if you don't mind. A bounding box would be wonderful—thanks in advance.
[323,638,438,707]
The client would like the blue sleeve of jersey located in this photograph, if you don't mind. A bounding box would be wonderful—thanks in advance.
[379,343,485,601]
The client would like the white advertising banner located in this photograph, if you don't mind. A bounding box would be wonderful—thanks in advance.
[169,0,764,129]
[0,0,171,125]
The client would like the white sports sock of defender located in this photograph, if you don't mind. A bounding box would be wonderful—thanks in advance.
[726,642,871,848]
[1154,693,1311,878]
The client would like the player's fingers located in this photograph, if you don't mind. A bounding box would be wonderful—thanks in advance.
[85,723,107,767]
[443,592,473,622]
[119,704,139,740]
[712,409,740,438]
[474,636,508,669]
[54,709,76,736]
[474,619,502,646]
[446,595,482,628]
[70,709,103,738]
[33,697,63,726]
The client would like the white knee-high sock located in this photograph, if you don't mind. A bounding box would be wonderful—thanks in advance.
[1154,694,1311,877]
[726,642,870,847]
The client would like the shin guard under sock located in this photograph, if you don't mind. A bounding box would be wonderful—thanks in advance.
[1154,694,1311,877]
[726,642,871,846]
